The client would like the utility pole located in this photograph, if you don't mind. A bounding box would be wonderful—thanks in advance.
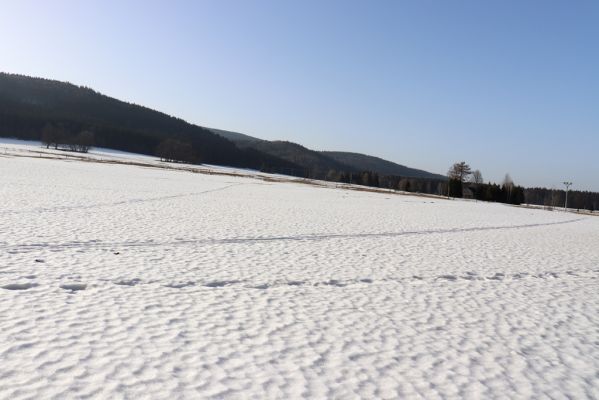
[563,182,572,211]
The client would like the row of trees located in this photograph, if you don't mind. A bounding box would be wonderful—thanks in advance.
[524,187,599,211]
[331,171,447,195]
[156,139,196,163]
[260,161,528,205]
[447,161,525,204]
[41,123,95,153]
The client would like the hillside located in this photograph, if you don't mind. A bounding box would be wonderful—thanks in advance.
[1,72,444,181]
[217,131,445,180]
[207,127,262,143]
[0,73,297,170]
[235,140,355,177]
[323,151,447,180]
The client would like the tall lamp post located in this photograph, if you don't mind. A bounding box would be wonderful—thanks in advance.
[563,181,572,211]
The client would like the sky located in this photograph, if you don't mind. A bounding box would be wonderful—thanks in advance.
[1,0,598,190]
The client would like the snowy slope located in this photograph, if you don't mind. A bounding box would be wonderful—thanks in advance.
[1,141,598,399]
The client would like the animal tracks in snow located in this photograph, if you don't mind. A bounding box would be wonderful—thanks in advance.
[59,283,87,292]
[1,269,595,294]
[164,281,196,289]
[152,269,599,291]
[2,282,39,290]
[0,218,584,255]
[0,183,246,216]
[203,280,242,288]
[114,278,141,286]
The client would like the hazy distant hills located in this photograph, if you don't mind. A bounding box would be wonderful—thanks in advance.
[323,151,446,180]
[0,72,444,180]
[238,140,354,176]
[207,128,262,144]
[209,128,445,180]
[208,128,354,175]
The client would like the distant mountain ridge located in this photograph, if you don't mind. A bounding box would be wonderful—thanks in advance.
[322,151,446,180]
[210,129,445,180]
[207,128,262,143]
[235,140,354,177]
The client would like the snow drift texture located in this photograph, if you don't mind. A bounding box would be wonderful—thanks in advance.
[0,140,598,399]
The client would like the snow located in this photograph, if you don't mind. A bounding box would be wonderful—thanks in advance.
[1,140,598,399]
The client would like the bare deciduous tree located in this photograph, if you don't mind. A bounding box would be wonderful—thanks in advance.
[503,173,514,202]
[77,131,94,153]
[447,161,472,183]
[41,123,55,149]
[66,131,94,153]
[157,139,195,163]
[446,161,472,198]
[471,170,483,185]
[470,169,483,200]
[41,123,66,150]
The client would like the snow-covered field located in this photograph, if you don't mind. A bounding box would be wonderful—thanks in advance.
[1,140,598,399]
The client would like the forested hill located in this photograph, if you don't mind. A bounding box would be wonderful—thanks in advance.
[0,73,446,180]
[213,131,446,180]
[0,73,297,169]
[208,128,262,144]
[323,151,446,180]
[234,140,356,177]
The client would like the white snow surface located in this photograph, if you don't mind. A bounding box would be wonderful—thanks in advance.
[1,140,598,399]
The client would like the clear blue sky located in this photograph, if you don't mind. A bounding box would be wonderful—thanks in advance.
[1,0,597,190]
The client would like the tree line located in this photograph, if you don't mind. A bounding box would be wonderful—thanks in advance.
[41,123,95,153]
[446,161,525,204]
[524,187,599,211]
[268,160,598,211]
